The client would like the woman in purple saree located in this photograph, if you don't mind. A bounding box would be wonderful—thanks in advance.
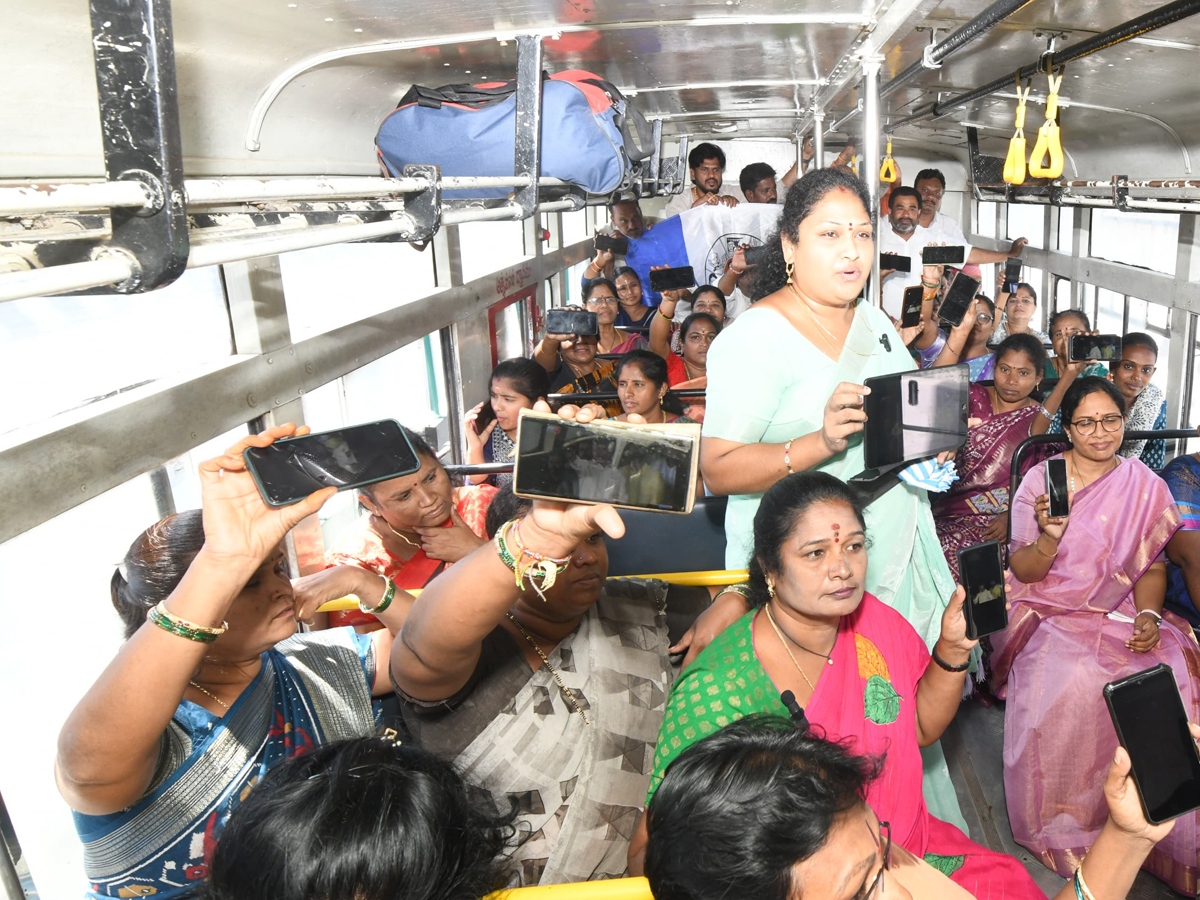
[992,377,1200,894]
[933,334,1050,580]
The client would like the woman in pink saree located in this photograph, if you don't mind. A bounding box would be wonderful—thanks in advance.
[993,376,1200,894]
[933,334,1050,580]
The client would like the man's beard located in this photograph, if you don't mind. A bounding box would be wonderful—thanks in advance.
[892,218,916,235]
[692,179,718,195]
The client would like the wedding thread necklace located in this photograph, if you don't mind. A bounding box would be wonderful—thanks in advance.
[763,604,835,694]
[378,516,420,549]
[505,613,591,726]
[189,680,230,711]
[786,282,868,357]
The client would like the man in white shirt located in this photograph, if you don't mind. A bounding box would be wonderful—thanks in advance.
[663,143,740,217]
[878,186,930,319]
[914,168,1028,264]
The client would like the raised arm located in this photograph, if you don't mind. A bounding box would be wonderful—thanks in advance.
[915,587,976,746]
[967,237,1027,266]
[55,426,336,816]
[533,333,563,371]
[649,279,683,361]
[930,300,979,368]
[717,246,747,297]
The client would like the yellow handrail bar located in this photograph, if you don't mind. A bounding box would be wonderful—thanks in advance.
[485,877,652,900]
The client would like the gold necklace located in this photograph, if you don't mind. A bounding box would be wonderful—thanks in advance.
[787,282,868,357]
[189,680,230,711]
[505,613,591,726]
[764,605,836,694]
[377,515,420,549]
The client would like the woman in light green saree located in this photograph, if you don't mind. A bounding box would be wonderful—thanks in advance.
[700,167,964,827]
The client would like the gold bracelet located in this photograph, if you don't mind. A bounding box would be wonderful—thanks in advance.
[1032,536,1058,559]
[147,601,228,643]
[784,438,795,474]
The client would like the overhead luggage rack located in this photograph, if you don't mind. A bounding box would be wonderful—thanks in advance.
[0,6,686,305]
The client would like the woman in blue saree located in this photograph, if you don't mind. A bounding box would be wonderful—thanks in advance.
[57,425,404,899]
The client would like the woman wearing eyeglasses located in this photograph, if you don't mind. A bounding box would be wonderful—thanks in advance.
[992,281,1050,346]
[993,376,1200,894]
[583,277,648,355]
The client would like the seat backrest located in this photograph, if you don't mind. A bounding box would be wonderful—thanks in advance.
[606,495,727,576]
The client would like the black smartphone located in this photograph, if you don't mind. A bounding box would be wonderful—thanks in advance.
[936,271,982,328]
[862,364,970,469]
[879,252,912,273]
[1003,257,1023,293]
[1069,334,1122,362]
[649,266,697,293]
[900,285,924,329]
[594,233,629,255]
[1104,664,1200,825]
[957,541,1009,639]
[1045,457,1070,518]
[244,420,421,508]
[513,410,700,514]
[546,307,599,337]
[922,245,966,266]
[474,401,497,433]
[742,245,768,267]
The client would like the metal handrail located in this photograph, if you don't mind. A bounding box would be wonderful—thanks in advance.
[546,389,706,403]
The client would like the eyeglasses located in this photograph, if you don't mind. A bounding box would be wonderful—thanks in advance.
[585,296,617,307]
[976,313,994,325]
[1116,360,1157,377]
[1069,414,1125,435]
[863,820,892,899]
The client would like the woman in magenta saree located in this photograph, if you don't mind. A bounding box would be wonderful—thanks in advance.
[992,377,1200,894]
[933,335,1049,580]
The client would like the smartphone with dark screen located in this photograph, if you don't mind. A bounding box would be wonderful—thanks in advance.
[594,233,629,255]
[1003,257,1023,293]
[513,410,700,514]
[649,266,697,293]
[244,420,421,508]
[862,364,970,469]
[473,401,497,433]
[900,285,924,329]
[1105,664,1200,825]
[1069,334,1122,362]
[1046,457,1070,518]
[957,541,1009,639]
[880,252,912,273]
[936,271,982,328]
[921,245,966,266]
[742,245,768,267]
[546,307,599,337]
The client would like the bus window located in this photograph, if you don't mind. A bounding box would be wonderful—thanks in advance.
[1097,288,1125,335]
[458,220,527,283]
[1007,203,1044,249]
[975,200,997,238]
[163,425,251,512]
[1053,276,1072,315]
[1056,207,1076,253]
[1126,298,1172,394]
[1090,209,1180,276]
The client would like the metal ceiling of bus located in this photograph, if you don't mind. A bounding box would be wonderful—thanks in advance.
[6,0,1200,181]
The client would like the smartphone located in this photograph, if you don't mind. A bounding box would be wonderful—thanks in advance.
[936,271,982,328]
[1104,664,1200,825]
[921,245,966,266]
[742,245,768,268]
[513,409,701,514]
[879,252,912,273]
[900,285,924,329]
[862,364,970,469]
[649,266,697,293]
[957,541,1009,639]
[1069,334,1122,362]
[243,420,421,508]
[546,307,599,337]
[594,233,629,255]
[474,401,497,433]
[1045,457,1070,518]
[1003,257,1023,293]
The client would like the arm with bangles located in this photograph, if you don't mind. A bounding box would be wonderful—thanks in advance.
[582,245,615,282]
[649,282,683,362]
[914,587,977,746]
[1031,358,1089,436]
[717,246,747,299]
[533,333,567,372]
[930,301,979,369]
[911,263,944,353]
[1128,562,1167,653]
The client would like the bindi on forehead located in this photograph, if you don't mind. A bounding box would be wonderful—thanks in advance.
[832,523,841,543]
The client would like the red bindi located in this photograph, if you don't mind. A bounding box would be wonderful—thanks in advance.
[832,523,841,543]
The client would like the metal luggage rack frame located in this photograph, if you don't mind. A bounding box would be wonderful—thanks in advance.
[0,2,688,305]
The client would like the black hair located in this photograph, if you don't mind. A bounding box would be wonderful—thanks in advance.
[739,162,777,194]
[913,168,946,189]
[747,472,866,608]
[485,486,532,540]
[616,349,685,415]
[994,333,1047,378]
[688,142,726,170]
[111,509,206,640]
[974,294,995,314]
[583,277,619,301]
[612,265,639,283]
[680,312,723,344]
[1014,282,1038,303]
[1122,331,1159,358]
[1049,308,1091,334]
[489,357,549,404]
[608,194,640,211]
[1060,375,1127,427]
[205,737,513,900]
[690,284,727,314]
[644,715,882,900]
[752,168,873,301]
[889,186,921,207]
[360,425,436,502]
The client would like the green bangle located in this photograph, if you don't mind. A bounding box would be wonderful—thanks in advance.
[717,583,752,601]
[147,605,221,643]
[359,576,396,614]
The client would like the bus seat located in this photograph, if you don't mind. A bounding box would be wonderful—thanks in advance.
[486,876,652,900]
[605,495,727,576]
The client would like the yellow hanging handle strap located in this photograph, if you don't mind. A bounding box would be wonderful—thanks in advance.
[1028,68,1065,179]
[879,135,898,183]
[1003,77,1031,185]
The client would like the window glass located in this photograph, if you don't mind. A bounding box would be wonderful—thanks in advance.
[0,267,232,436]
[561,208,592,246]
[1082,284,1097,327]
[1057,206,1076,253]
[493,299,527,363]
[1090,208,1179,276]
[164,424,252,513]
[975,201,996,238]
[458,220,528,283]
[1096,288,1125,334]
[0,475,159,900]
[1054,277,1072,313]
[1125,298,1171,394]
[280,243,437,342]
[1007,203,1044,249]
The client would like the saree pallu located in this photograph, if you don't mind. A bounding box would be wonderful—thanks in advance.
[554,360,621,416]
[992,456,1200,894]
[933,385,1039,580]
[648,599,1044,899]
[73,630,379,899]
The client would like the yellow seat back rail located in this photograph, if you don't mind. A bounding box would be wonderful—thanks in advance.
[485,877,652,900]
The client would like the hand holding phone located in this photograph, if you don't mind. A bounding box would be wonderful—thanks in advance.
[1045,457,1070,519]
[649,266,698,293]
[899,285,924,329]
[820,381,870,455]
[1003,257,1022,293]
[546,307,599,339]
[1069,334,1122,361]
[957,541,1009,639]
[922,245,966,266]
[879,252,912,273]
[594,233,629,256]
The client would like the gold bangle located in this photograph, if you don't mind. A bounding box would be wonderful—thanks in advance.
[147,601,228,643]
[784,438,795,474]
[1032,536,1058,559]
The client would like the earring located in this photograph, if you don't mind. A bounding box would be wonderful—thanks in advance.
[767,580,776,599]
[785,261,795,281]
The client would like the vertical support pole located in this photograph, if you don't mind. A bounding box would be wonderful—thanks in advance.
[860,56,884,308]
[1071,208,1092,311]
[648,119,663,195]
[512,35,544,219]
[434,226,469,462]
[88,0,189,291]
[796,131,805,176]
[0,790,26,900]
[1167,214,1200,433]
[813,111,826,170]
